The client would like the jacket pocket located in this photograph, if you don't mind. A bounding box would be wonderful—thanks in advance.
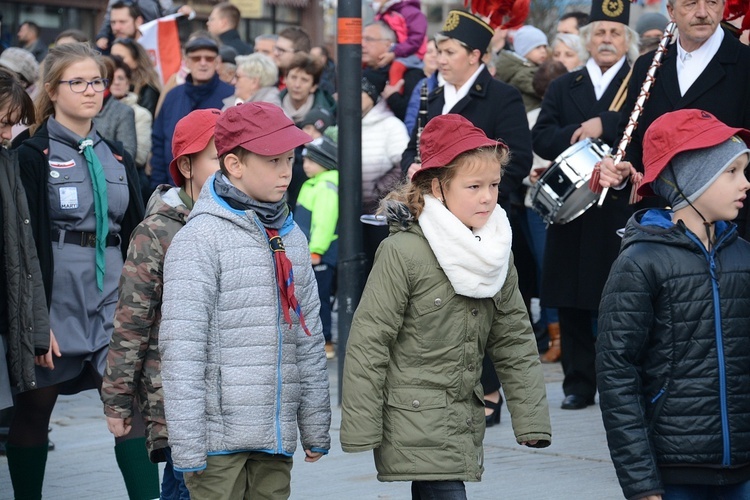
[102,165,130,222]
[410,281,459,343]
[647,384,669,434]
[412,282,456,316]
[48,166,89,222]
[384,387,447,448]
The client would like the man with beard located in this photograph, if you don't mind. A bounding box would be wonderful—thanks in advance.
[531,0,640,410]
[599,0,750,237]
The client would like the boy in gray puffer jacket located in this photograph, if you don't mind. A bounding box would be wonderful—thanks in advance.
[159,102,331,499]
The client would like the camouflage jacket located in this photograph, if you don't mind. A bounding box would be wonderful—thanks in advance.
[101,185,191,462]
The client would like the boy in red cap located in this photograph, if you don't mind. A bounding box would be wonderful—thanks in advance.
[341,113,550,498]
[597,109,750,500]
[159,102,331,499]
[101,108,222,499]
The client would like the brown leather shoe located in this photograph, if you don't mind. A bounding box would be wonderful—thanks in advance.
[540,322,561,363]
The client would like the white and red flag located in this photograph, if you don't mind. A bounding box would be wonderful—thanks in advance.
[138,13,183,85]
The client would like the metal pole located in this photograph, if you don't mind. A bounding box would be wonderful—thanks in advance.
[336,0,365,406]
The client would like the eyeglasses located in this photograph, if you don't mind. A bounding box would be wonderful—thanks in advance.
[187,54,217,63]
[274,45,295,54]
[362,36,388,43]
[59,78,109,93]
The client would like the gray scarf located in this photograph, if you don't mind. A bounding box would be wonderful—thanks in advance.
[214,174,289,229]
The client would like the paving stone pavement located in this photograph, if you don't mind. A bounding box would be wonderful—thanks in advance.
[0,361,622,499]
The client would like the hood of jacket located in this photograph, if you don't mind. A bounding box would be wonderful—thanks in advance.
[188,173,296,238]
[495,50,532,82]
[145,185,191,225]
[621,208,738,256]
[362,99,396,126]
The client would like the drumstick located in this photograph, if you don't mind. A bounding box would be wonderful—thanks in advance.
[597,22,676,207]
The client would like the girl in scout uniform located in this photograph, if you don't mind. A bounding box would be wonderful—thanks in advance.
[8,42,151,500]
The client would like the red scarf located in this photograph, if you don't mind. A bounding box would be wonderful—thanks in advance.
[266,228,311,336]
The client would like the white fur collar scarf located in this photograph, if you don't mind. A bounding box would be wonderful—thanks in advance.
[418,195,512,298]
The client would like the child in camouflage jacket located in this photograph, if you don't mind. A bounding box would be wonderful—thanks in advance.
[100,109,221,497]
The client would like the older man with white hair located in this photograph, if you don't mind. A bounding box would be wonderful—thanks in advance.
[531,0,640,411]
[599,0,750,236]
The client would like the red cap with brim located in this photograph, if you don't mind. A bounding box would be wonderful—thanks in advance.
[215,102,312,157]
[416,114,506,174]
[169,109,222,187]
[639,109,750,197]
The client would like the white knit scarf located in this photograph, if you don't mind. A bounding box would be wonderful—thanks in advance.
[418,195,512,298]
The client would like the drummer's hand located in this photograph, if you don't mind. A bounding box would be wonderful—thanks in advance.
[407,163,421,181]
[529,166,547,184]
[599,157,633,188]
[571,117,603,144]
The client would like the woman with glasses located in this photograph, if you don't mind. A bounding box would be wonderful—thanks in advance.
[110,38,162,118]
[7,43,155,500]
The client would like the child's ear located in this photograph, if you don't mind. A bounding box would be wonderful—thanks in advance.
[177,156,192,180]
[430,177,442,200]
[223,153,243,178]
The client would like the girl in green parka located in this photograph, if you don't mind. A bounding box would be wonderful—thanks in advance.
[340,113,551,499]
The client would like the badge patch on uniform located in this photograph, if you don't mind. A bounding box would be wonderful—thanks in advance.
[49,159,76,169]
[50,170,60,179]
[59,187,79,210]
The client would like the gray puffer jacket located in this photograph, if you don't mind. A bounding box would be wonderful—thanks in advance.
[160,175,331,472]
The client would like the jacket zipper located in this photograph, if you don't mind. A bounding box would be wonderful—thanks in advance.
[687,229,733,466]
[254,217,284,454]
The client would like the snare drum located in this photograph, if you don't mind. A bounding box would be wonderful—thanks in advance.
[529,138,611,225]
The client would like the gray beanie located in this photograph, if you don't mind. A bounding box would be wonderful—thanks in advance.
[303,136,338,171]
[652,136,750,211]
[635,13,669,37]
[513,26,548,58]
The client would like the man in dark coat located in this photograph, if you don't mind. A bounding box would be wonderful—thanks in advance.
[601,0,750,237]
[530,0,639,410]
[207,2,253,56]
[400,11,532,212]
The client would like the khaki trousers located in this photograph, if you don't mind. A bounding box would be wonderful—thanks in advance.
[184,451,293,500]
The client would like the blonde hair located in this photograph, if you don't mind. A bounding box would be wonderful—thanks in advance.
[382,147,509,219]
[235,53,278,88]
[32,42,106,134]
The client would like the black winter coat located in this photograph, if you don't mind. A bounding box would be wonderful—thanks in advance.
[597,209,750,500]
[0,148,50,392]
[531,62,633,310]
[620,28,750,236]
[400,66,532,209]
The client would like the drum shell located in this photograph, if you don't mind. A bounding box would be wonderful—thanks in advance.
[530,138,610,225]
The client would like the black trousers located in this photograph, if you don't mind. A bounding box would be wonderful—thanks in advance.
[559,307,597,400]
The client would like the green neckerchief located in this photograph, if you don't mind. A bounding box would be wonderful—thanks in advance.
[78,138,108,292]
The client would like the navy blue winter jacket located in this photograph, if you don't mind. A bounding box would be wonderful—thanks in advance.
[597,209,750,500]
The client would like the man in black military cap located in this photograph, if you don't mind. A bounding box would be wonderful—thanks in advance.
[531,0,640,411]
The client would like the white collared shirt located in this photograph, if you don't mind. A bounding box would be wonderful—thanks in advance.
[676,27,723,96]
[442,64,485,114]
[585,56,627,100]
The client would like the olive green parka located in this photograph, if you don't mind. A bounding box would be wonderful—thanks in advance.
[340,217,551,482]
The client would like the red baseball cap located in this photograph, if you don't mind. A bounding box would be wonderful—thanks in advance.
[417,114,507,173]
[639,109,750,197]
[214,102,312,157]
[169,109,222,187]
